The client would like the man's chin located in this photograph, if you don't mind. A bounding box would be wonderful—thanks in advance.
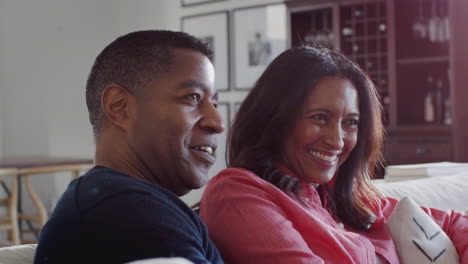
[174,167,211,196]
[195,164,212,181]
[192,173,210,188]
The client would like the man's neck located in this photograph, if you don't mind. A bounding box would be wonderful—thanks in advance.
[94,131,161,186]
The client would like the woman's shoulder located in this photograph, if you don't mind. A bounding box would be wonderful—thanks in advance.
[202,168,282,201]
[208,168,273,188]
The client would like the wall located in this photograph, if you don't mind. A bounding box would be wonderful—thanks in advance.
[0,0,121,213]
[0,88,3,156]
[0,0,50,157]
[42,0,121,208]
[119,0,180,33]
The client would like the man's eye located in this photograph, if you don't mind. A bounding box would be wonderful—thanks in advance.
[186,94,201,102]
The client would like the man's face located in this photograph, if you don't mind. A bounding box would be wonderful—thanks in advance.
[128,48,223,196]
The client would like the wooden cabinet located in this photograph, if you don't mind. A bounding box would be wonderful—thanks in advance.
[387,0,468,164]
[286,0,468,171]
[384,134,452,165]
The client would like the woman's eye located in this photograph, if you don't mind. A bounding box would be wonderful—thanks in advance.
[310,114,327,121]
[345,119,359,127]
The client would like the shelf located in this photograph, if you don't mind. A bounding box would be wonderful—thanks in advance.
[348,52,386,58]
[387,125,452,137]
[342,17,386,24]
[288,0,468,163]
[397,56,450,65]
[342,35,386,41]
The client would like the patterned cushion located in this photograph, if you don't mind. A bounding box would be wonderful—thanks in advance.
[386,196,459,264]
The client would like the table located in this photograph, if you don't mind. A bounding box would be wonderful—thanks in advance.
[0,156,93,242]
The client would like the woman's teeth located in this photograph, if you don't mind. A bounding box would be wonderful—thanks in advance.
[309,150,337,162]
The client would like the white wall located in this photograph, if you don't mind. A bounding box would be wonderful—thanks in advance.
[119,0,180,33]
[0,0,283,211]
[0,1,50,157]
[0,0,121,213]
[0,88,3,157]
[42,0,121,205]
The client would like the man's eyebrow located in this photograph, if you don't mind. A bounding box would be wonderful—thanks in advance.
[178,80,218,100]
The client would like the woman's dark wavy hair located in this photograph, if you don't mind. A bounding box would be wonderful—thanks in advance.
[228,46,384,231]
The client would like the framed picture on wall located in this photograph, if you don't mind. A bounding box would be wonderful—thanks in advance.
[233,4,288,90]
[182,12,230,91]
[181,0,227,7]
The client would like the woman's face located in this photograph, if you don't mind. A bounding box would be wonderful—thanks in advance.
[282,76,359,184]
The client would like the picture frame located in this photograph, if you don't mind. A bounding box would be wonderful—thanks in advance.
[182,12,230,91]
[232,4,288,90]
[181,0,227,7]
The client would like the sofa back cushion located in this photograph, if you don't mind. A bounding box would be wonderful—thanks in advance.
[0,244,36,264]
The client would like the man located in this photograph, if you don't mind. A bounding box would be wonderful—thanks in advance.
[34,30,224,264]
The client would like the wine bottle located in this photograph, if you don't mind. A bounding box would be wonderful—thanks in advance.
[435,78,443,123]
[424,91,435,123]
[444,97,452,125]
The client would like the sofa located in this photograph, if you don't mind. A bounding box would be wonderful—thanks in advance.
[373,171,468,213]
[0,170,466,263]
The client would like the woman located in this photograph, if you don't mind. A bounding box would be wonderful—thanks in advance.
[200,46,467,263]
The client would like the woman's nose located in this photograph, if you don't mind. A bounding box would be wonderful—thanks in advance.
[324,125,345,150]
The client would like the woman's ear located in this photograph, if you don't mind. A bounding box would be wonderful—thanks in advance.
[101,84,135,132]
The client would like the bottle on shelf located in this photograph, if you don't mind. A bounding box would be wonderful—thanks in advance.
[424,91,435,123]
[444,96,452,125]
[424,74,435,123]
[434,78,443,123]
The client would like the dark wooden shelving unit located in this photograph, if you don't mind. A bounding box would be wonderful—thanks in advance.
[285,0,468,175]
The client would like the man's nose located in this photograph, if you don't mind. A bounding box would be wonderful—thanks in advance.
[199,103,225,134]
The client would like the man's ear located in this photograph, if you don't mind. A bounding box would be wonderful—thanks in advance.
[101,84,135,132]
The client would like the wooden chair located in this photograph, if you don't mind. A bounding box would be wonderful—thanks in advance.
[0,168,20,245]
[17,163,93,243]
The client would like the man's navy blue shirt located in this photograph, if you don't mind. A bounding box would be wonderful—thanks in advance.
[34,166,223,264]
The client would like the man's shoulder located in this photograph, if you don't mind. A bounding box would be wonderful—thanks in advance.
[75,166,187,212]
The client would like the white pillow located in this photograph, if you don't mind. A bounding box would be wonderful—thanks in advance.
[374,173,468,212]
[386,196,459,264]
[0,244,37,264]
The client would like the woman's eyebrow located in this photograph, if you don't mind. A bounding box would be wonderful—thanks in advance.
[304,108,331,115]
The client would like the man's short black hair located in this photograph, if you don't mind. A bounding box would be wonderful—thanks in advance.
[86,30,213,137]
